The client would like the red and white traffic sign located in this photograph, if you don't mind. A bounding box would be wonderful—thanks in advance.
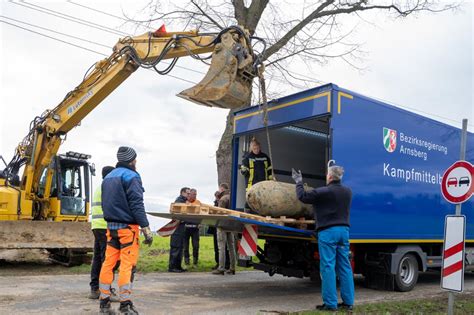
[238,224,258,256]
[441,215,466,292]
[441,161,474,204]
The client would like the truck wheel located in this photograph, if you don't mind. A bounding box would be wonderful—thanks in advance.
[395,253,419,292]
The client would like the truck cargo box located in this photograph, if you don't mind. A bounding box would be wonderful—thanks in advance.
[231,83,474,243]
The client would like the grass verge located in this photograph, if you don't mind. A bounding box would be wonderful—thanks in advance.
[293,292,474,315]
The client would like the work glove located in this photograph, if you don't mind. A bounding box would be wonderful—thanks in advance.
[142,226,153,246]
[240,165,250,176]
[291,168,303,184]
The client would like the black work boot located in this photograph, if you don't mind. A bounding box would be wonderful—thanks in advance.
[99,298,115,314]
[315,304,337,311]
[119,302,139,315]
[338,302,354,310]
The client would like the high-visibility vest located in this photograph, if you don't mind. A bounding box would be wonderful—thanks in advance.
[91,187,107,230]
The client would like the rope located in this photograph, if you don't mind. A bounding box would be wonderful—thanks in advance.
[257,67,275,180]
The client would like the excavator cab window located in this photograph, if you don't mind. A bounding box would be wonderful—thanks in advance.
[57,158,90,216]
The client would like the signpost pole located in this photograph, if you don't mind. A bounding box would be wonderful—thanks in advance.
[448,118,468,315]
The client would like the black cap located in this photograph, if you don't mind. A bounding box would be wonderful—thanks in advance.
[102,166,115,179]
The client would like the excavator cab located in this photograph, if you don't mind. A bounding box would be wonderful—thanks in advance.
[50,152,92,220]
[37,151,92,220]
[177,28,256,109]
[56,153,91,218]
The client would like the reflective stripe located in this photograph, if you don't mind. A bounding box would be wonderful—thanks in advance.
[119,293,131,301]
[119,284,132,301]
[264,160,269,180]
[247,159,254,190]
[99,283,111,290]
[92,214,104,219]
[120,283,132,291]
[92,202,101,207]
[100,292,110,300]
[99,283,111,299]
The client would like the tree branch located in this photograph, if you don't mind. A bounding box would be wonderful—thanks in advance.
[232,0,246,25]
[245,0,270,34]
[190,0,224,29]
[262,0,336,60]
[262,0,455,61]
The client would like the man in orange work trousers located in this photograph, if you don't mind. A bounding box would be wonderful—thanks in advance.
[99,146,153,315]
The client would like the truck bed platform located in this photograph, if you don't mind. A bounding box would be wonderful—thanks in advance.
[150,203,316,241]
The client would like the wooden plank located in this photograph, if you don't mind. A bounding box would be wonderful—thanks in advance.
[169,203,315,227]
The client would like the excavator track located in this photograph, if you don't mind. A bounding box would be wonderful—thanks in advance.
[48,249,91,267]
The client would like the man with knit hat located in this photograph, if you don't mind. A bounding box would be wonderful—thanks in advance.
[98,146,153,315]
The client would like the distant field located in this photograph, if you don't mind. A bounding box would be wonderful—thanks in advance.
[137,235,221,273]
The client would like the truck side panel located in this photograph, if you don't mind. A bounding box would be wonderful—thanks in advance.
[331,87,474,241]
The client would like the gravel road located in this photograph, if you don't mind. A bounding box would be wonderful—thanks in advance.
[0,270,473,314]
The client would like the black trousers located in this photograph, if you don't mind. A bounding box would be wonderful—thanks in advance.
[90,229,107,291]
[183,227,200,263]
[212,228,230,268]
[168,223,185,270]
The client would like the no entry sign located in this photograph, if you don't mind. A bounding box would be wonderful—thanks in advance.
[441,215,466,292]
[441,161,474,204]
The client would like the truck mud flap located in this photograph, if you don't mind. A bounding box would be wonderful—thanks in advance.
[363,253,395,291]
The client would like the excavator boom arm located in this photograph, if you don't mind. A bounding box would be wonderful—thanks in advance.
[3,26,259,211]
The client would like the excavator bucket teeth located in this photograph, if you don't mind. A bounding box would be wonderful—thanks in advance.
[177,37,254,109]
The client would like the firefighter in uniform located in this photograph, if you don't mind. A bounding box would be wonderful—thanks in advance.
[240,138,273,212]
[99,147,153,315]
[88,166,118,300]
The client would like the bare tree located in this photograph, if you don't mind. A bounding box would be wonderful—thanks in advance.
[128,0,457,186]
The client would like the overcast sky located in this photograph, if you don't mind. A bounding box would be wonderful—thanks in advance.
[0,1,472,230]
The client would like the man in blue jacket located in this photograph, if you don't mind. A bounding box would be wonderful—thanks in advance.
[99,146,153,315]
[292,164,354,311]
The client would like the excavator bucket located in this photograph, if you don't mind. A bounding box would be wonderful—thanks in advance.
[177,32,255,109]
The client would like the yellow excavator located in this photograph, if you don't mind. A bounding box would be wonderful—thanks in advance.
[0,25,262,265]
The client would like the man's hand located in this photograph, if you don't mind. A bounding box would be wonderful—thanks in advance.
[142,226,153,246]
[291,168,303,184]
[240,165,250,176]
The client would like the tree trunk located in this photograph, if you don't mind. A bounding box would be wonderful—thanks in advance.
[216,109,236,187]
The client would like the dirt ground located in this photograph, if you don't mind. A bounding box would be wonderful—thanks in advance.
[0,268,473,315]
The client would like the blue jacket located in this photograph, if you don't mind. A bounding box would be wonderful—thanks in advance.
[296,180,352,232]
[101,164,149,228]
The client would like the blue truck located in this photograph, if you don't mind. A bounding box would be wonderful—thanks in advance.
[156,83,474,291]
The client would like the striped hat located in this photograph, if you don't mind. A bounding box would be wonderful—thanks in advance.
[117,146,137,163]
